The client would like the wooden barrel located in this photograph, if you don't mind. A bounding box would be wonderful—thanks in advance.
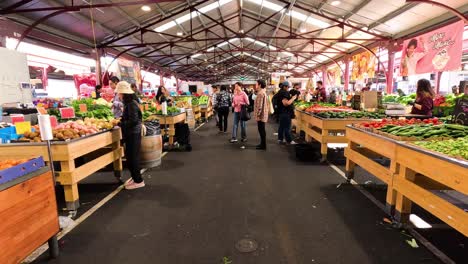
[139,134,162,168]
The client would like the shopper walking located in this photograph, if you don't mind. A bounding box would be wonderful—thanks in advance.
[110,76,123,118]
[116,81,145,190]
[231,82,249,143]
[277,81,297,145]
[410,78,434,117]
[254,79,269,150]
[216,85,231,133]
[212,86,220,127]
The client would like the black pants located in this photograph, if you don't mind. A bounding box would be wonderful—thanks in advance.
[217,107,229,132]
[257,121,266,148]
[124,132,143,183]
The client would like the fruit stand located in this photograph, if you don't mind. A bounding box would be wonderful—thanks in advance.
[0,128,123,210]
[344,122,467,236]
[0,166,59,264]
[297,110,381,162]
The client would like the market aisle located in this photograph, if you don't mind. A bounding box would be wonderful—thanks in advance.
[33,119,440,264]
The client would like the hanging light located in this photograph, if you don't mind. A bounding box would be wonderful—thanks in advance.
[141,5,151,12]
[331,1,341,6]
[176,32,183,36]
[300,28,306,33]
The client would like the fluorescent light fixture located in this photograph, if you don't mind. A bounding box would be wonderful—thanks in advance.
[217,41,229,47]
[207,47,215,52]
[282,51,293,57]
[331,1,341,6]
[268,45,276,50]
[247,0,283,12]
[176,32,183,36]
[191,53,203,58]
[141,5,151,12]
[155,0,233,32]
[300,28,306,33]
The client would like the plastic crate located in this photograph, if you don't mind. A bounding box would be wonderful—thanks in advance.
[0,126,20,143]
[0,157,46,185]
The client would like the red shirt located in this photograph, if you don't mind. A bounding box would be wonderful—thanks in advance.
[318,88,327,102]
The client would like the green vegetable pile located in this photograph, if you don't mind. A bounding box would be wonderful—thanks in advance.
[379,124,467,139]
[414,137,468,160]
[382,95,399,103]
[192,97,200,106]
[155,106,180,115]
[71,98,114,120]
[315,111,385,119]
[198,95,209,105]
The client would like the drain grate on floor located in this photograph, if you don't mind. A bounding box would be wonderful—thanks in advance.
[235,238,258,253]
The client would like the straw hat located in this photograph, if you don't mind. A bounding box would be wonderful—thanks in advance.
[115,81,135,94]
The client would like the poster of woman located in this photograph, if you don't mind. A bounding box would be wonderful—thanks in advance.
[400,37,428,77]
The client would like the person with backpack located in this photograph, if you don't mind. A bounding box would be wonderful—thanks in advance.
[216,85,231,133]
[230,82,249,143]
[277,81,297,145]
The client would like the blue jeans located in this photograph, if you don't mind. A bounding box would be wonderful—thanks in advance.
[278,113,292,143]
[232,112,246,139]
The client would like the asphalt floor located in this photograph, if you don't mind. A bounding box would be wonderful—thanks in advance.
[32,118,465,264]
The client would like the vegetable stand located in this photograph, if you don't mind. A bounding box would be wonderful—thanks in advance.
[200,105,213,120]
[152,113,186,145]
[192,105,202,121]
[393,143,468,236]
[0,129,123,210]
[344,126,468,236]
[298,111,376,162]
[0,167,59,263]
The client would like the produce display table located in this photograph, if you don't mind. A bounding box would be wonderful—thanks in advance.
[152,113,187,145]
[200,105,213,120]
[344,126,400,213]
[0,129,123,210]
[385,113,431,119]
[192,105,202,121]
[298,111,374,161]
[292,110,303,132]
[0,167,59,263]
[393,143,468,236]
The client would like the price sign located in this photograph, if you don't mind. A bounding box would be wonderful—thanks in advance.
[79,104,88,113]
[37,107,47,115]
[451,97,467,125]
[10,115,25,124]
[59,107,75,119]
[15,121,31,134]
[50,116,58,128]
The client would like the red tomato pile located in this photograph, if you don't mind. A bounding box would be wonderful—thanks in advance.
[305,105,353,113]
[359,118,440,129]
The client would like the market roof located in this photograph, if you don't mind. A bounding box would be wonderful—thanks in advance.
[1,0,467,82]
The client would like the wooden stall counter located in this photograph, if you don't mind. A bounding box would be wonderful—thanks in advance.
[298,111,374,162]
[393,143,468,236]
[0,168,59,264]
[152,112,187,145]
[0,129,123,210]
[200,105,213,120]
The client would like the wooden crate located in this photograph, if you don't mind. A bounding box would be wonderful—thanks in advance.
[0,168,59,264]
[152,113,187,145]
[299,111,374,161]
[393,143,468,236]
[0,129,123,210]
[292,110,303,132]
[192,105,202,121]
[200,106,213,119]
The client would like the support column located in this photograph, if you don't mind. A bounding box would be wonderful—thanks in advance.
[344,56,350,91]
[435,71,442,94]
[95,49,103,85]
[322,66,327,88]
[387,42,396,94]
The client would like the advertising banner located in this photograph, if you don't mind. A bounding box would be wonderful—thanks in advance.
[351,48,377,81]
[400,21,463,77]
[117,58,141,85]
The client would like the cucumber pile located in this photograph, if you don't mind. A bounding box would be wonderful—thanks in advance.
[379,124,467,139]
[315,111,385,119]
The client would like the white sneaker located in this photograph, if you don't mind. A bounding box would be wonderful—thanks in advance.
[124,178,134,186]
[125,181,145,190]
[289,140,298,145]
[230,138,238,143]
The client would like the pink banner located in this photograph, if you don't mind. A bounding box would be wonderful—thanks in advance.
[400,21,463,77]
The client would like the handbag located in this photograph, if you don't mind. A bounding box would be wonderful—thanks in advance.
[240,105,251,121]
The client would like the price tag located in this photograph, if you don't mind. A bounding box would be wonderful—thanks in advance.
[11,115,25,124]
[59,107,75,119]
[50,116,58,128]
[15,121,31,134]
[79,104,88,113]
[37,107,47,115]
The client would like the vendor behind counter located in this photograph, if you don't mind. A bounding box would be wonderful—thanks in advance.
[409,79,434,117]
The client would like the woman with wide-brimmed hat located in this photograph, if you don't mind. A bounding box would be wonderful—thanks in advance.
[116,81,145,190]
